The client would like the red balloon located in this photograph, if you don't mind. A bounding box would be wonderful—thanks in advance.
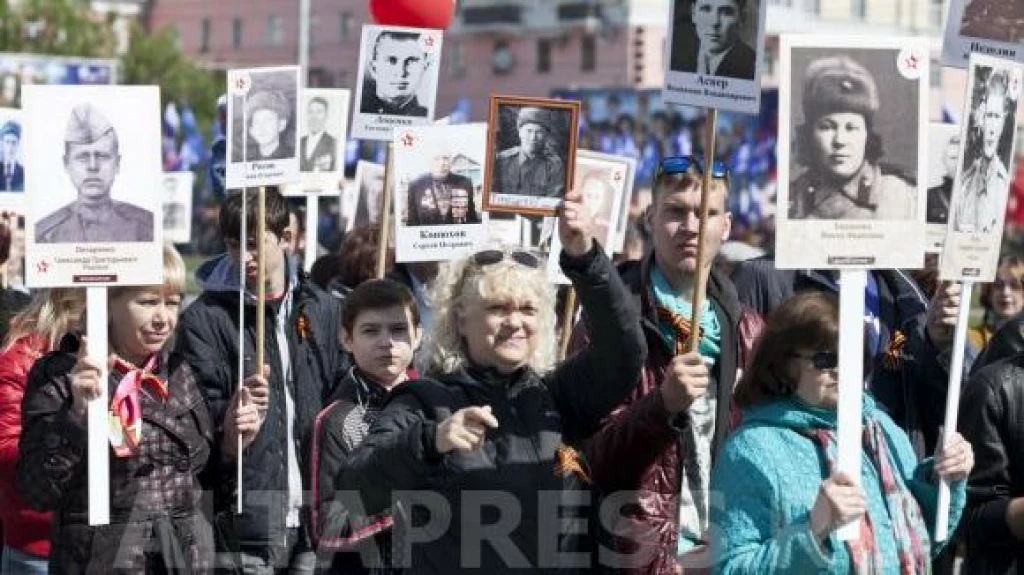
[369,0,455,30]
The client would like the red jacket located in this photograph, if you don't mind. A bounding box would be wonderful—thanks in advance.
[0,334,53,558]
[574,256,762,575]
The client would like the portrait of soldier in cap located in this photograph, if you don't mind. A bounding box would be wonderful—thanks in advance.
[405,147,478,226]
[789,55,916,221]
[244,89,294,162]
[0,120,24,192]
[35,103,153,243]
[670,0,757,80]
[926,130,959,225]
[953,67,1017,234]
[359,30,431,117]
[492,106,567,199]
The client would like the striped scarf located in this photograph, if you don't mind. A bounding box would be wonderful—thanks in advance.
[804,420,932,575]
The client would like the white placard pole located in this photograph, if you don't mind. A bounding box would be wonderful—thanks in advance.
[86,287,109,526]
[836,269,867,541]
[934,280,973,542]
[305,195,318,272]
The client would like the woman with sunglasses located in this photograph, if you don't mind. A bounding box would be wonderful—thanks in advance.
[341,190,646,573]
[711,291,973,573]
[969,255,1024,352]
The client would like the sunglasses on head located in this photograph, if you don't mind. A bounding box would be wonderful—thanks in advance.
[792,350,839,371]
[655,156,729,181]
[471,249,542,269]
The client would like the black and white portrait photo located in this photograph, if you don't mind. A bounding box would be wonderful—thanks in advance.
[226,65,301,189]
[162,171,194,245]
[393,124,490,262]
[23,85,163,287]
[951,63,1019,234]
[941,55,1022,282]
[36,102,153,243]
[351,25,443,141]
[351,160,385,230]
[942,0,1024,68]
[926,124,961,226]
[662,0,766,113]
[776,36,929,271]
[296,88,350,194]
[484,96,579,217]
[787,49,920,222]
[0,109,24,208]
[300,89,349,174]
[670,0,757,80]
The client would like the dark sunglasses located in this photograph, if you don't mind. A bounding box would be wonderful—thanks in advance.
[471,249,542,269]
[792,350,838,371]
[655,156,729,181]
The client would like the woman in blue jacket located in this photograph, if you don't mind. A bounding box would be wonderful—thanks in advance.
[710,291,973,574]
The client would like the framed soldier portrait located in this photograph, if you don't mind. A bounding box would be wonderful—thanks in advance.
[924,123,961,253]
[392,124,490,263]
[226,65,301,189]
[23,85,163,287]
[663,0,768,114]
[291,88,350,195]
[351,25,443,141]
[941,0,1024,69]
[162,171,194,245]
[940,54,1021,282]
[776,35,930,270]
[482,95,580,218]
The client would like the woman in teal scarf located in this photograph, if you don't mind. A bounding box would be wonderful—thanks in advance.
[709,291,973,574]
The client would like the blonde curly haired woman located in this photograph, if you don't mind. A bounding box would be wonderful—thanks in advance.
[342,190,647,574]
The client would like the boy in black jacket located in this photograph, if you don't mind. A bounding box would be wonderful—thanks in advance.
[311,279,422,573]
[176,188,349,572]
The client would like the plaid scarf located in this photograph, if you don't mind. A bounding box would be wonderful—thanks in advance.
[804,420,931,574]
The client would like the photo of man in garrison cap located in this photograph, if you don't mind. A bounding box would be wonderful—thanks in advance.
[492,106,567,198]
[35,102,153,243]
[0,120,23,192]
[789,54,917,221]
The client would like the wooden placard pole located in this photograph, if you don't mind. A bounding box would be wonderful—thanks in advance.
[375,144,394,279]
[86,287,109,525]
[836,269,867,541]
[687,109,719,353]
[235,187,247,514]
[934,280,974,542]
[558,287,578,361]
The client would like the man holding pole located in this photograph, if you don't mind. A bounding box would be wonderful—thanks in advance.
[571,157,762,573]
[175,188,348,572]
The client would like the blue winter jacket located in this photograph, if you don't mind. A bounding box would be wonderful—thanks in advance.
[710,395,966,574]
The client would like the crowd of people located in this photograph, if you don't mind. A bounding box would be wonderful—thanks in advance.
[2,142,1024,573]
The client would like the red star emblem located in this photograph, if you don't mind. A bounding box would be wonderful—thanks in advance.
[425,36,435,48]
[401,133,416,147]
[235,76,248,90]
[35,261,49,274]
[905,54,919,70]
[613,171,622,182]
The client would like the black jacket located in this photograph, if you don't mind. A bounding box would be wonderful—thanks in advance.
[669,29,756,81]
[174,254,348,562]
[312,369,401,574]
[17,335,214,574]
[972,312,1024,373]
[959,353,1024,574]
[731,256,956,456]
[341,245,646,573]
